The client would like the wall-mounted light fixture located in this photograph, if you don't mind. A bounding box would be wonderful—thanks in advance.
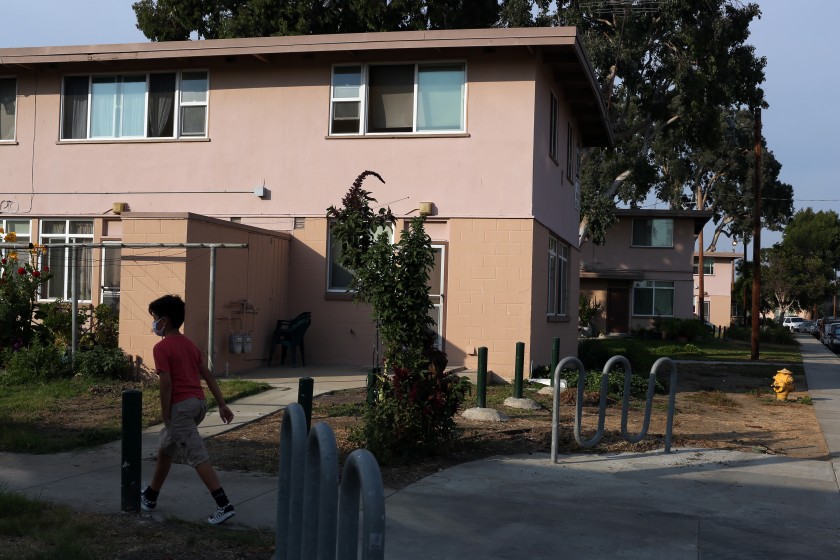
[112,202,128,214]
[419,201,434,216]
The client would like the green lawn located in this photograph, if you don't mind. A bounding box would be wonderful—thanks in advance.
[591,337,801,365]
[0,377,271,454]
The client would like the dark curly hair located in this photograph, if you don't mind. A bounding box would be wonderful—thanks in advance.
[148,294,186,330]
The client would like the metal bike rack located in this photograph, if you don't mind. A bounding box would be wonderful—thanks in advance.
[550,355,679,462]
[275,403,308,560]
[301,422,340,560]
[337,450,386,560]
[275,402,386,560]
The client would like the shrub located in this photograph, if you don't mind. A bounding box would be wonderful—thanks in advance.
[0,343,71,385]
[34,300,85,348]
[73,347,134,380]
[556,368,658,399]
[0,241,52,351]
[352,366,472,464]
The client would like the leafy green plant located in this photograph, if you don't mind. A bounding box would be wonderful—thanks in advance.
[73,346,134,380]
[0,343,71,385]
[352,366,472,463]
[329,171,469,462]
[556,368,657,399]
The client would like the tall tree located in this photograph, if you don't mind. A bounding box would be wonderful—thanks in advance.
[554,1,766,244]
[762,244,831,318]
[133,0,501,40]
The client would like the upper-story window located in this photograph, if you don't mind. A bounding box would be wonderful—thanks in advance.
[330,63,465,135]
[693,256,715,275]
[0,77,16,141]
[632,218,673,248]
[61,71,208,140]
[566,123,574,181]
[549,92,558,162]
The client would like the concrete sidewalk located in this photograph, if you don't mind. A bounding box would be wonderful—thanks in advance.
[2,340,840,558]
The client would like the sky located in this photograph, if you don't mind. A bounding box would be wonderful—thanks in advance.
[0,1,836,250]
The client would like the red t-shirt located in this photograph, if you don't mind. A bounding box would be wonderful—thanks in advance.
[152,334,206,404]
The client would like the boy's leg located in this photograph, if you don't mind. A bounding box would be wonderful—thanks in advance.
[195,460,221,492]
[149,449,173,491]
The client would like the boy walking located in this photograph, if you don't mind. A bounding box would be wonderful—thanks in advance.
[141,294,236,525]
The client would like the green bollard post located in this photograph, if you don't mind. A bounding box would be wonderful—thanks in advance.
[477,347,488,408]
[297,377,314,432]
[121,390,142,513]
[550,337,560,387]
[514,342,525,398]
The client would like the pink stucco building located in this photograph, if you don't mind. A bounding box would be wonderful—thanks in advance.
[0,28,610,379]
[579,209,712,335]
[694,251,740,328]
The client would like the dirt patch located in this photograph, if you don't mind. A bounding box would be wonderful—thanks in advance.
[205,361,827,490]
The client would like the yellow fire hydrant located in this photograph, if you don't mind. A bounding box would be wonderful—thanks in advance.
[771,368,796,401]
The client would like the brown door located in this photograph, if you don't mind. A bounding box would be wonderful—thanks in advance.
[607,287,630,334]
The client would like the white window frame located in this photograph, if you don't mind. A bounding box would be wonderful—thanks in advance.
[327,220,395,292]
[693,256,715,275]
[0,219,31,264]
[0,76,17,142]
[632,280,675,317]
[60,70,209,140]
[329,62,467,136]
[101,242,121,312]
[547,235,569,318]
[631,218,674,248]
[39,220,94,302]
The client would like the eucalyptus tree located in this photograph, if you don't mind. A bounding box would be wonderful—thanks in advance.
[552,0,767,244]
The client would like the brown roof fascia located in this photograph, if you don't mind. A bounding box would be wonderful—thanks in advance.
[0,27,579,65]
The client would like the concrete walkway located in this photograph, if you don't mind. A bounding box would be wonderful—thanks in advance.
[2,339,840,558]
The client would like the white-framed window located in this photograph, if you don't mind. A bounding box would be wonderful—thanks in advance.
[547,236,569,318]
[101,243,121,312]
[0,77,16,141]
[61,71,208,140]
[329,63,466,135]
[327,221,395,292]
[40,220,93,301]
[632,218,673,247]
[633,280,675,316]
[0,219,31,264]
[549,91,558,161]
[693,256,715,275]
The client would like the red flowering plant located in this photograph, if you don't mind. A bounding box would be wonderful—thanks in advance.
[0,230,52,353]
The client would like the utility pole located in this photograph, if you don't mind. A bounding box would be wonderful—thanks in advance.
[751,109,762,360]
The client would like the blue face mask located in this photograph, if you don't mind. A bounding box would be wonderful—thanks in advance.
[151,318,165,336]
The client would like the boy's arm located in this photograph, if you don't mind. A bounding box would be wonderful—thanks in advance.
[199,365,235,424]
[158,370,173,425]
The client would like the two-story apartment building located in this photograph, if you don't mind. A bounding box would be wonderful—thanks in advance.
[579,209,712,335]
[0,28,611,378]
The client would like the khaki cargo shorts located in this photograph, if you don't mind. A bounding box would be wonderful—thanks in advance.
[159,398,210,467]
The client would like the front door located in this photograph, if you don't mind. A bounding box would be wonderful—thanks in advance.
[607,287,630,334]
[428,245,446,349]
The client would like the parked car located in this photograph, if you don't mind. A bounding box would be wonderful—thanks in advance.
[821,319,840,346]
[781,316,805,331]
[797,320,815,333]
[827,323,840,353]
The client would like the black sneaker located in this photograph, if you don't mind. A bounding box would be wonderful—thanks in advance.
[208,504,236,525]
[140,486,156,512]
